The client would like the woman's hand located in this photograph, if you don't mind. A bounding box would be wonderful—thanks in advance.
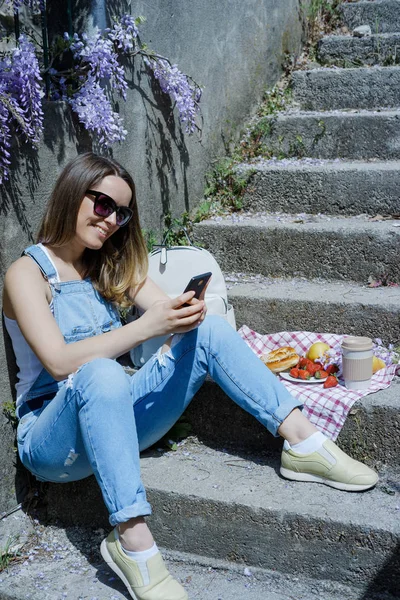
[138,291,206,338]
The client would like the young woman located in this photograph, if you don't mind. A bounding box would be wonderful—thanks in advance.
[3,153,378,600]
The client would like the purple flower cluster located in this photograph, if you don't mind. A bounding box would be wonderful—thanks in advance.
[0,12,202,181]
[0,35,43,183]
[69,77,127,146]
[107,15,139,53]
[318,343,343,376]
[373,338,399,366]
[9,35,44,142]
[7,0,44,13]
[149,58,201,133]
[69,32,127,98]
[65,27,131,147]
[0,84,12,183]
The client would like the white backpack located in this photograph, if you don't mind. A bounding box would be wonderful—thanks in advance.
[130,242,236,368]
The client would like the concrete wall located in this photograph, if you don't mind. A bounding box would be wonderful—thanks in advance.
[0,0,307,513]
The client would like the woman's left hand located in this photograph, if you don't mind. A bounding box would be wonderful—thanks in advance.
[188,296,208,325]
[187,277,209,325]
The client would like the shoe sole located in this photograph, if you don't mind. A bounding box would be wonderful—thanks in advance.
[280,467,378,492]
[100,539,138,600]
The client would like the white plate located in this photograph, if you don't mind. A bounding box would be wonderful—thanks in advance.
[279,372,325,384]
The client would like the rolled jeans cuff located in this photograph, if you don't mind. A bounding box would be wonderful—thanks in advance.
[109,501,152,527]
[270,399,304,437]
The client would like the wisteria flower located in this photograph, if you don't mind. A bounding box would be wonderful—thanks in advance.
[317,343,344,376]
[373,338,400,366]
[107,15,140,53]
[0,89,12,184]
[8,35,44,143]
[69,31,127,99]
[7,0,44,12]
[148,57,201,133]
[0,11,202,182]
[0,35,43,182]
[69,76,127,146]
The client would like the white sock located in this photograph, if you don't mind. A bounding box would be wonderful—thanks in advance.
[115,528,158,585]
[283,431,327,454]
[120,541,159,562]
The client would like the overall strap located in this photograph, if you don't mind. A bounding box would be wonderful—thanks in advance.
[23,244,58,283]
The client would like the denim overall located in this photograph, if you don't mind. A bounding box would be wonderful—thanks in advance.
[18,244,122,407]
[16,244,301,526]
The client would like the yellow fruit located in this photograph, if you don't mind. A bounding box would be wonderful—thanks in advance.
[372,356,386,374]
[306,342,331,362]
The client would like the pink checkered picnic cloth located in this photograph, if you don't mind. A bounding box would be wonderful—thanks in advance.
[239,326,400,441]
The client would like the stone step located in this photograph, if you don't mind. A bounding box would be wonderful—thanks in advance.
[259,108,400,160]
[187,371,400,468]
[1,509,394,600]
[340,0,400,34]
[318,33,400,66]
[238,158,400,215]
[193,215,400,283]
[224,276,400,342]
[292,67,400,110]
[44,441,400,596]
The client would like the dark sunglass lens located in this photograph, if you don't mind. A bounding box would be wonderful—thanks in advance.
[116,208,131,226]
[94,195,114,217]
[90,190,132,226]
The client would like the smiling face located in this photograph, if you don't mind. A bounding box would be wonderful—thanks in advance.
[75,175,132,250]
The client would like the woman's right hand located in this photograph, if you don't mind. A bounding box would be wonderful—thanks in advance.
[138,291,205,338]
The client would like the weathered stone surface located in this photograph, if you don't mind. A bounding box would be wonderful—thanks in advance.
[318,33,400,66]
[260,109,400,160]
[239,158,400,215]
[340,0,400,34]
[193,216,400,283]
[189,378,400,467]
[0,510,380,600]
[353,25,372,37]
[292,67,400,110]
[226,277,400,342]
[43,440,400,594]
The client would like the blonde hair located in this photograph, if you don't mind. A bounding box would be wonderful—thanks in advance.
[37,152,148,307]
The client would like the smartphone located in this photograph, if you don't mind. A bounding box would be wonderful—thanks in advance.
[182,272,212,305]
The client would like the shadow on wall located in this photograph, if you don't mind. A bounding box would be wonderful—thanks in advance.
[46,0,92,44]
[0,103,93,257]
[360,542,400,599]
[104,0,192,223]
[110,63,193,225]
[136,62,190,219]
[0,145,40,250]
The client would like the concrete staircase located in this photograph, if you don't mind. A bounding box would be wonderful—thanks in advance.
[188,1,400,597]
[2,3,399,599]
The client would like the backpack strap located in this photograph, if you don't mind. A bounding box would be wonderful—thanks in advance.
[23,244,59,284]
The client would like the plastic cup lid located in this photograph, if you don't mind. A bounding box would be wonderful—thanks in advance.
[341,336,373,351]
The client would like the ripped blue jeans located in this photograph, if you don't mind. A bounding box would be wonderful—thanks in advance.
[17,316,301,526]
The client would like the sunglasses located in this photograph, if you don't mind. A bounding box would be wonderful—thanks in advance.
[86,190,133,227]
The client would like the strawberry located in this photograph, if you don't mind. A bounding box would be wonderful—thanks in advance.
[299,370,311,380]
[314,370,328,380]
[325,364,339,375]
[307,362,320,376]
[298,357,309,368]
[290,368,300,378]
[323,375,338,389]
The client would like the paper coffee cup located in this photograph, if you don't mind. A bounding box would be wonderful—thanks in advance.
[341,336,373,390]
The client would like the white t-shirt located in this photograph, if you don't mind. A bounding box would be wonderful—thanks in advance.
[4,244,59,407]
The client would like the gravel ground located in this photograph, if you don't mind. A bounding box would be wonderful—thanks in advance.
[0,509,382,600]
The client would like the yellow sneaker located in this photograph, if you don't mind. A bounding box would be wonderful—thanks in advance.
[280,439,378,491]
[100,529,188,600]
